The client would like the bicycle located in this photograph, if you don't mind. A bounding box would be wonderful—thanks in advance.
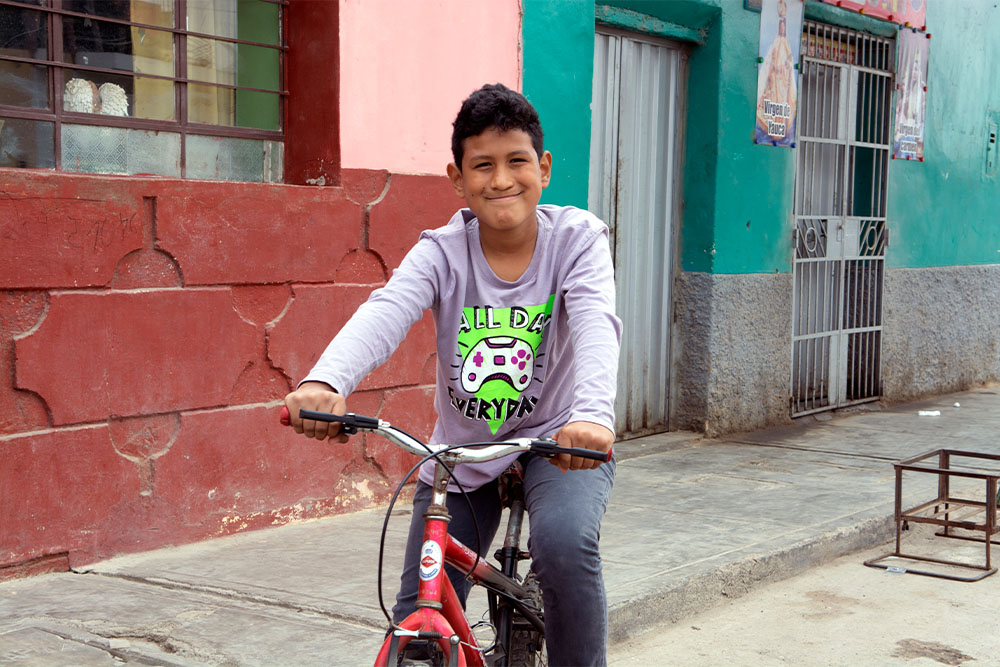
[280,406,612,667]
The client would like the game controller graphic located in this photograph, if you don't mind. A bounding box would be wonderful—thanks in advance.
[460,336,535,393]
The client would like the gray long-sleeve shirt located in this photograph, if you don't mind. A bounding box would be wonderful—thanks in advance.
[303,204,622,489]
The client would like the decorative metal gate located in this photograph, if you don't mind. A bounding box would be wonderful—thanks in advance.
[590,28,686,436]
[791,22,894,417]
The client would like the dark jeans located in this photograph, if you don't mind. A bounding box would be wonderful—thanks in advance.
[392,454,616,667]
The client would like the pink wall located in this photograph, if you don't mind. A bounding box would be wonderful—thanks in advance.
[0,169,457,578]
[339,0,522,175]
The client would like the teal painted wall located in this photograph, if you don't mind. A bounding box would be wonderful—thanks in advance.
[524,0,795,274]
[523,0,1000,274]
[522,0,596,209]
[887,0,1000,268]
[709,2,797,275]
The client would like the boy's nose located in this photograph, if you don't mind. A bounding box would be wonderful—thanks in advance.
[491,166,514,190]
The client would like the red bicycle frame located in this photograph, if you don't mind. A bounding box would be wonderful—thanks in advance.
[374,468,497,667]
[279,406,610,667]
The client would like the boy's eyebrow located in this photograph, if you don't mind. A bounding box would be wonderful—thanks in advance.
[466,148,534,162]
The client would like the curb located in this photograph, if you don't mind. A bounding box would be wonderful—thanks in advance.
[607,512,896,643]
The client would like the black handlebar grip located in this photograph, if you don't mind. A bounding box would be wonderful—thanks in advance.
[297,408,380,435]
[530,439,613,462]
[279,407,366,435]
[298,408,351,424]
[559,445,613,462]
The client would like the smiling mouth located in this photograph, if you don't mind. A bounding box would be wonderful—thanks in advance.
[486,192,522,201]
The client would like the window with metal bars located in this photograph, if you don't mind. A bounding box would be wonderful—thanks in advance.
[0,0,285,181]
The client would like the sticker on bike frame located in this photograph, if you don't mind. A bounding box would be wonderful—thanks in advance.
[419,540,443,581]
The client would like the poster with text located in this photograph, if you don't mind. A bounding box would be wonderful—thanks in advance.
[893,29,929,160]
[755,0,803,147]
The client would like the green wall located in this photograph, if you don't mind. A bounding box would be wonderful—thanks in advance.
[522,0,596,209]
[523,0,1000,275]
[887,0,1000,268]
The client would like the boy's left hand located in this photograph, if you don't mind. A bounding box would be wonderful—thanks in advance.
[551,421,615,472]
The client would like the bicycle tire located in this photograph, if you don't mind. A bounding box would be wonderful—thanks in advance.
[397,639,447,667]
[506,570,546,667]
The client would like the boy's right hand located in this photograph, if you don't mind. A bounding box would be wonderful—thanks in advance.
[284,382,349,443]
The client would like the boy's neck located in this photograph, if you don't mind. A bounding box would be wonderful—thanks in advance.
[479,215,538,282]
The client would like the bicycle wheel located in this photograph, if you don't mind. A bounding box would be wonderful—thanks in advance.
[507,570,546,667]
[397,638,447,667]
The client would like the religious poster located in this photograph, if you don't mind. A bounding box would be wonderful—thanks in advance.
[755,0,803,147]
[893,29,929,160]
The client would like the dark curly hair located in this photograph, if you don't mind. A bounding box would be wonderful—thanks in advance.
[451,83,544,169]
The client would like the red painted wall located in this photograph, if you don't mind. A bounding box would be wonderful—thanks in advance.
[0,168,458,577]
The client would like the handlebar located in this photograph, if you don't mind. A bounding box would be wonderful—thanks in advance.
[279,406,613,463]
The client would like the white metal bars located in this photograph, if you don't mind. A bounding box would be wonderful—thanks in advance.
[791,21,893,417]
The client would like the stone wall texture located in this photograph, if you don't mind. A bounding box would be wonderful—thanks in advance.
[882,266,1000,401]
[0,168,455,577]
[672,266,1000,438]
[673,272,794,437]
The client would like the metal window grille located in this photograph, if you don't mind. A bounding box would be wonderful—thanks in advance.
[791,21,894,417]
[0,0,285,179]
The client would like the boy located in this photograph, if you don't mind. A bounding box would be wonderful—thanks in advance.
[284,83,621,666]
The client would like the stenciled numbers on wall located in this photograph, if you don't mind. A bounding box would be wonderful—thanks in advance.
[589,27,687,437]
[791,21,894,417]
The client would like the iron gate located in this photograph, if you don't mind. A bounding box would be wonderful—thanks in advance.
[791,22,894,417]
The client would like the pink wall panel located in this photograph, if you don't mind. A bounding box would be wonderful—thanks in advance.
[339,0,522,174]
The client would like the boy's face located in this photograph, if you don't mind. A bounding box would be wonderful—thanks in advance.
[447,128,552,238]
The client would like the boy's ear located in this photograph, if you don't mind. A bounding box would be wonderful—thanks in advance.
[539,151,552,188]
[446,163,466,198]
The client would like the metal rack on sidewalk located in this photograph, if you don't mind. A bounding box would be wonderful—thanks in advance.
[865,449,1000,581]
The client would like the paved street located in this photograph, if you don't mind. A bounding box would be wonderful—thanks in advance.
[609,526,998,666]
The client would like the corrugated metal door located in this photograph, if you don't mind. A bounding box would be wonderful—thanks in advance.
[589,28,686,437]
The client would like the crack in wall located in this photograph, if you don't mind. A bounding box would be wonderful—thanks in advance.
[360,173,392,250]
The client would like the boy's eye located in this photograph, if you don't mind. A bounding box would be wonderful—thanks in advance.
[474,162,491,169]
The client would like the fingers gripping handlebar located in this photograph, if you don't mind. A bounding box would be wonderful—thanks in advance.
[279,406,613,463]
[280,406,378,435]
[522,438,613,462]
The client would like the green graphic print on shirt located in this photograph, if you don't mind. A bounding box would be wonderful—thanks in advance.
[450,295,555,434]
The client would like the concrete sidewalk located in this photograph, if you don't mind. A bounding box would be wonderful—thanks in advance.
[3,387,999,665]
